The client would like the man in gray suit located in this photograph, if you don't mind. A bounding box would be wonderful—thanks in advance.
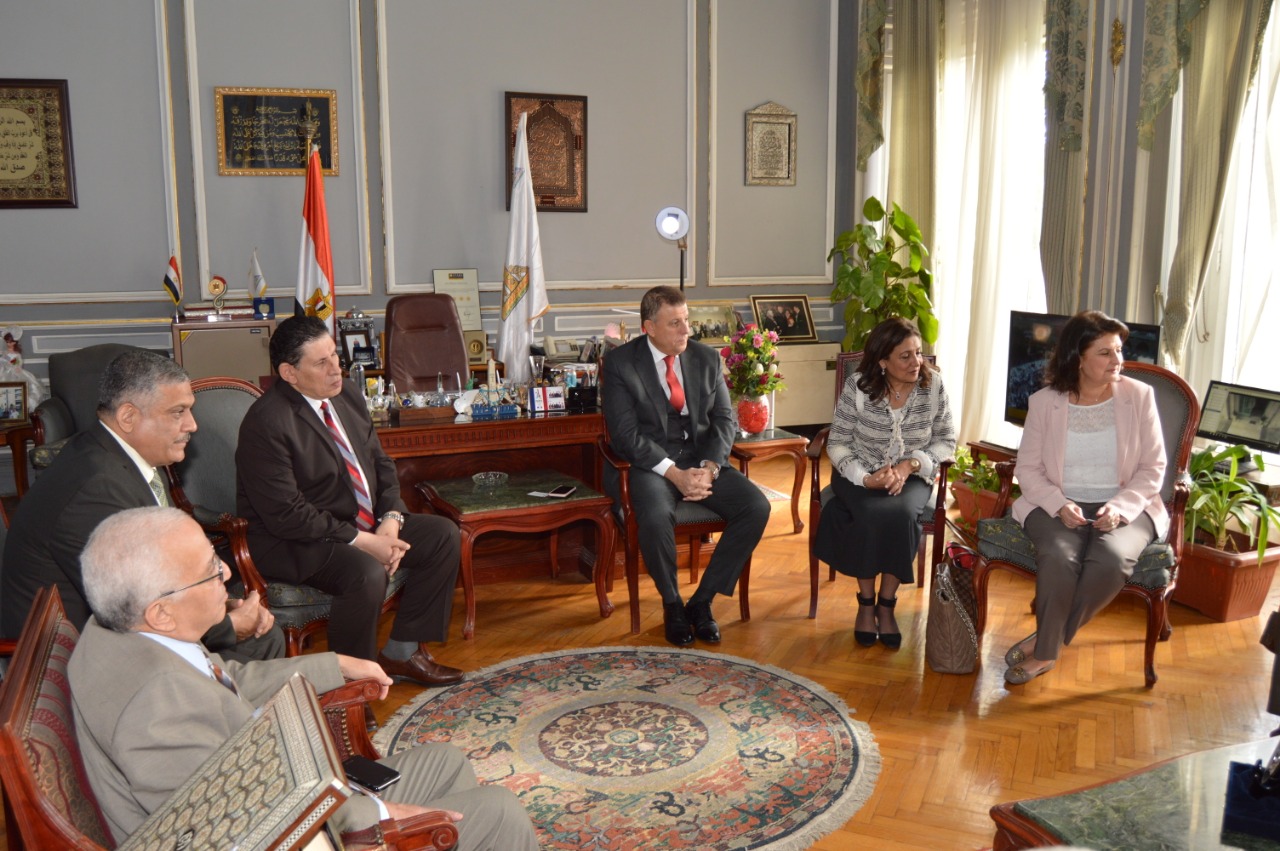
[69,507,538,849]
[1,349,280,661]
[601,286,770,646]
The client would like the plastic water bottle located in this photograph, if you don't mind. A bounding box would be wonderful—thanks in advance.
[350,360,365,397]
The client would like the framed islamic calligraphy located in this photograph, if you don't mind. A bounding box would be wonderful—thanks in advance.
[215,87,338,176]
[745,101,796,186]
[0,79,77,208]
[505,92,587,212]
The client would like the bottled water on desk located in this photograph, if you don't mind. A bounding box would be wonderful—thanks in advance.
[350,361,365,396]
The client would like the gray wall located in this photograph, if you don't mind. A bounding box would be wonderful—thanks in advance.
[0,0,845,384]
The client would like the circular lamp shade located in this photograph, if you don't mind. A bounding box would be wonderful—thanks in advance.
[655,207,689,241]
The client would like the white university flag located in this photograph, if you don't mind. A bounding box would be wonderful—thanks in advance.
[248,248,268,298]
[498,112,548,386]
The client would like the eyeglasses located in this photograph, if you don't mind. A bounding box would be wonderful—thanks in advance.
[156,565,223,600]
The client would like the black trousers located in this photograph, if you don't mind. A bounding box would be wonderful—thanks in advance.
[259,513,460,660]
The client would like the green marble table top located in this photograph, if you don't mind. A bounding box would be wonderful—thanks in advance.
[1013,738,1280,850]
[732,427,804,446]
[420,469,606,514]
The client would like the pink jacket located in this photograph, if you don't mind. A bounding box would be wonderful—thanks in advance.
[1012,376,1168,538]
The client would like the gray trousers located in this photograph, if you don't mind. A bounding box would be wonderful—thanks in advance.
[1023,503,1156,662]
[335,743,539,851]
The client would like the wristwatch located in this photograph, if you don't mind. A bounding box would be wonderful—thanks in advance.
[379,510,406,531]
[701,460,721,481]
[903,458,921,473]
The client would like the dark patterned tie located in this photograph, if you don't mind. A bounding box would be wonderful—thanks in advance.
[148,470,170,507]
[205,654,240,696]
[321,401,376,531]
[664,355,685,413]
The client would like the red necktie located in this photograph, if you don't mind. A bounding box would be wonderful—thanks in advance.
[321,401,376,531]
[664,355,685,413]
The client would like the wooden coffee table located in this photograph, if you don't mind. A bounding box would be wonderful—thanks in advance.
[731,427,809,533]
[416,470,616,639]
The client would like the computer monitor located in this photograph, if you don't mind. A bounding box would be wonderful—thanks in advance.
[1004,311,1162,427]
[1196,380,1280,455]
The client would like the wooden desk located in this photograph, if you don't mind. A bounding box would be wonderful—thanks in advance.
[990,737,1280,850]
[417,470,616,639]
[378,412,607,582]
[731,428,809,533]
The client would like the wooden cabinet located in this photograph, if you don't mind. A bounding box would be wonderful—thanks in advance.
[171,318,274,384]
[771,342,840,426]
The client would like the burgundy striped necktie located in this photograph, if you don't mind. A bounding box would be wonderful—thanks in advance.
[321,401,376,531]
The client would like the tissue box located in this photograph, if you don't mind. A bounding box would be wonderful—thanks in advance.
[528,386,566,412]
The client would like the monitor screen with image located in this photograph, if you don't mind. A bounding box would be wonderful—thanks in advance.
[1004,311,1162,427]
[1196,380,1280,455]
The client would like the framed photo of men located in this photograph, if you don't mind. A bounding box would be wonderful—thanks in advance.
[750,295,817,343]
[685,301,742,344]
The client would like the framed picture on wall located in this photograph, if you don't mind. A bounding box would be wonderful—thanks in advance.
[0,382,27,423]
[0,79,77,208]
[505,92,587,212]
[750,295,818,343]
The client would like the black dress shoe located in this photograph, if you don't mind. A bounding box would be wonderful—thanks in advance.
[376,649,465,687]
[663,601,695,647]
[685,600,721,643]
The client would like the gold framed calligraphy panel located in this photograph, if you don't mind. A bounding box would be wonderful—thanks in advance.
[505,92,587,213]
[215,87,338,176]
[0,79,77,208]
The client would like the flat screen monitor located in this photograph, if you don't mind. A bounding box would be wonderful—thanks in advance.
[1004,311,1162,427]
[1196,380,1280,455]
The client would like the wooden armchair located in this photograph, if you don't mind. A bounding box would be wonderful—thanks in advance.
[805,351,950,618]
[597,435,750,635]
[167,376,406,656]
[971,362,1200,687]
[0,586,457,850]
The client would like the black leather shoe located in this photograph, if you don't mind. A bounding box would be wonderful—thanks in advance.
[685,600,721,643]
[376,649,465,687]
[663,601,695,647]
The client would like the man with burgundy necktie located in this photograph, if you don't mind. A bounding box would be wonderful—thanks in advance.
[601,286,770,646]
[236,316,463,686]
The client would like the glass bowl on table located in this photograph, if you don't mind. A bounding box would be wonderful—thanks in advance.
[472,471,508,491]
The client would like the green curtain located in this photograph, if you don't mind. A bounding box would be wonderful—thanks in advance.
[856,0,889,170]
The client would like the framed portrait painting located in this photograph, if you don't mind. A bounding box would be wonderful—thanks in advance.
[750,295,818,344]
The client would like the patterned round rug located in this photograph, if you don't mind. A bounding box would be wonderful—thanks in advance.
[374,647,878,850]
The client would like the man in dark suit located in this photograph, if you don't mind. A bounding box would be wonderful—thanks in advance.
[235,316,463,687]
[1,349,281,661]
[70,507,537,848]
[601,286,770,646]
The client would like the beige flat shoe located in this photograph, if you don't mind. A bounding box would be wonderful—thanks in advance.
[1004,660,1055,685]
[1004,632,1037,667]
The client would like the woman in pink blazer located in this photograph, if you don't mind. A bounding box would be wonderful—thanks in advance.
[1003,311,1166,685]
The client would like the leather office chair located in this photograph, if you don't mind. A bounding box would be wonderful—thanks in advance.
[9,342,141,496]
[597,433,751,636]
[805,350,951,618]
[0,586,457,850]
[972,362,1200,687]
[384,294,471,393]
[167,376,408,657]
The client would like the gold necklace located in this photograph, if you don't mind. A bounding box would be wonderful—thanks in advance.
[1075,384,1110,405]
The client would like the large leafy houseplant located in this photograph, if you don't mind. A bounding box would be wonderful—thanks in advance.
[1185,444,1280,562]
[827,196,938,352]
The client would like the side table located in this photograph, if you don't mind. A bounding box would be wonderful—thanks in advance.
[416,469,616,639]
[731,428,809,533]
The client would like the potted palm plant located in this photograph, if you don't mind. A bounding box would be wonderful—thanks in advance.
[827,196,939,352]
[1173,444,1280,621]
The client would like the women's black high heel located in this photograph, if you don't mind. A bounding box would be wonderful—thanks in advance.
[854,593,878,647]
[876,594,901,649]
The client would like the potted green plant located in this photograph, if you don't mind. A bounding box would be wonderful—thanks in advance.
[946,448,1018,531]
[827,196,939,352]
[1174,444,1280,621]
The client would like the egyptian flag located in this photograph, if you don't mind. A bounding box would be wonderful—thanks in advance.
[295,144,335,334]
[163,255,182,305]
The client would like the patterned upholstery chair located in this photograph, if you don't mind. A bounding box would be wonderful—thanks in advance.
[166,376,407,657]
[0,586,457,850]
[971,362,1200,687]
[805,351,951,618]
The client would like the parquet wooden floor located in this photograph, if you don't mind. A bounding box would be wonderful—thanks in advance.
[4,455,1277,849]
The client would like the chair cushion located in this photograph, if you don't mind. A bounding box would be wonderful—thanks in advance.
[976,516,1173,589]
[31,435,71,470]
[264,567,410,616]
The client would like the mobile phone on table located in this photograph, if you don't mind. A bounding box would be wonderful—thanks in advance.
[343,755,401,793]
[546,484,576,498]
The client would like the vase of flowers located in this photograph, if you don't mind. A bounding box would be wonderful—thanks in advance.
[721,324,786,435]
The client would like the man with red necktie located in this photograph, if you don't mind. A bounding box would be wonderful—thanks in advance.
[601,286,770,646]
[236,316,463,686]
